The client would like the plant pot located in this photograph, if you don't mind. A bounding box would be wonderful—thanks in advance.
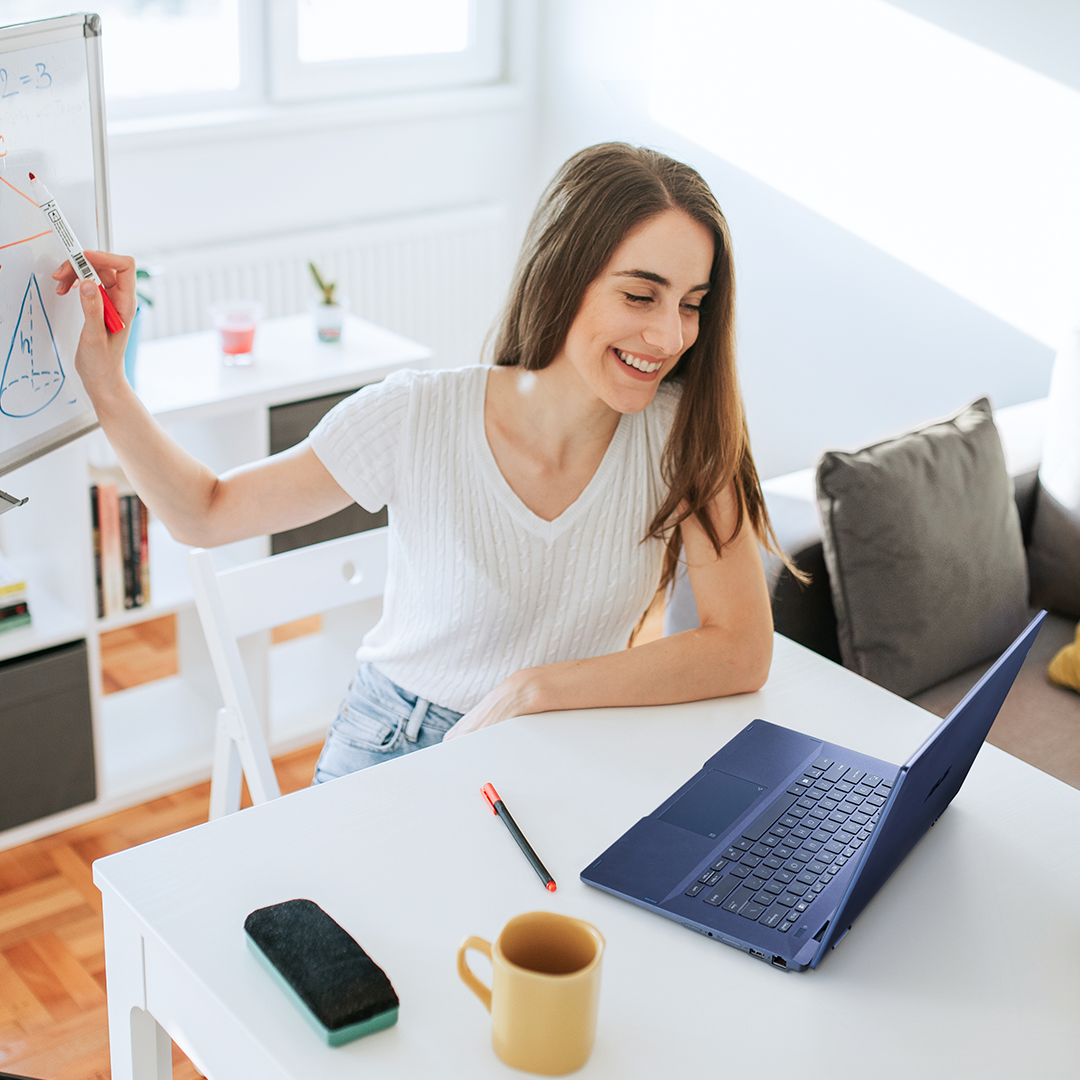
[123,306,143,387]
[309,298,347,343]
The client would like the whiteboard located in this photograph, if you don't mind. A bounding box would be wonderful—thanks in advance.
[0,13,110,477]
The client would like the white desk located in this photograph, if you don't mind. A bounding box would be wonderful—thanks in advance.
[93,636,1080,1079]
[134,312,432,424]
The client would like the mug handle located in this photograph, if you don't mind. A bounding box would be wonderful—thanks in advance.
[457,936,493,1012]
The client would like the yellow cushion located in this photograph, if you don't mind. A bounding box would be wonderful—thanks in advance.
[1048,622,1080,693]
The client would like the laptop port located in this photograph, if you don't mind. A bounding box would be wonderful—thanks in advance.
[771,955,788,969]
[748,948,767,960]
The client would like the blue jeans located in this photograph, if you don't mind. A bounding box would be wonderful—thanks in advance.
[313,663,463,784]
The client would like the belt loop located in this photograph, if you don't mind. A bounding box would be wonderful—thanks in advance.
[404,697,430,742]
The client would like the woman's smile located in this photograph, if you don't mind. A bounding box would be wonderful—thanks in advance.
[553,208,715,413]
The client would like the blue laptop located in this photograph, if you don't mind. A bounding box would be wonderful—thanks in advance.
[581,612,1045,971]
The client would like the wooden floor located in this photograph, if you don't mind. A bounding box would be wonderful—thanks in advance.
[0,742,322,1080]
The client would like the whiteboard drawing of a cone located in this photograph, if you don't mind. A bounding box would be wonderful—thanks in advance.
[1,273,64,417]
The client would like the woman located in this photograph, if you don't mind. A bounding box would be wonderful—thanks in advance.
[60,143,781,783]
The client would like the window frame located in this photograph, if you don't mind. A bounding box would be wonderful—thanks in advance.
[265,0,505,103]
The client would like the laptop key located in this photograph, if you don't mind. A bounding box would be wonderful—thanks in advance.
[703,877,743,906]
[775,892,798,907]
[775,845,797,860]
[685,882,705,897]
[763,854,785,870]
[865,774,884,788]
[741,794,798,842]
[812,756,834,771]
[778,920,795,932]
[806,861,829,875]
[740,853,762,868]
[734,838,755,851]
[796,870,818,886]
[763,879,785,895]
[786,783,808,797]
[774,869,795,884]
[699,870,722,886]
[823,762,849,782]
[847,768,866,785]
[750,842,772,857]
[739,902,768,921]
[791,825,813,840]
[711,858,728,872]
[720,886,758,913]
[759,905,786,928]
[729,864,752,878]
[824,839,845,854]
[801,839,823,853]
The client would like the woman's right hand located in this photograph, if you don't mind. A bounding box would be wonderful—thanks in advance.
[53,250,138,399]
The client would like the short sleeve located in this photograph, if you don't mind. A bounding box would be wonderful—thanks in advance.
[307,369,415,513]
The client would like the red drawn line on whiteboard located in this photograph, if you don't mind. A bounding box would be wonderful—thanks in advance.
[0,173,39,205]
[0,230,51,251]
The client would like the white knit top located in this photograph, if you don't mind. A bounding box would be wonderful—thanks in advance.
[308,366,680,713]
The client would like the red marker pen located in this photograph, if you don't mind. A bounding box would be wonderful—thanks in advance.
[481,783,557,892]
[29,172,125,334]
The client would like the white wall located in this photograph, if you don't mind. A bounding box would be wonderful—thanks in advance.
[537,0,1071,477]
[106,2,543,356]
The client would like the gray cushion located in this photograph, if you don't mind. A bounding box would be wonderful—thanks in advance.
[816,397,1029,697]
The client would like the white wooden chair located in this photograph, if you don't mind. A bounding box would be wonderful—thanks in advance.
[188,528,389,819]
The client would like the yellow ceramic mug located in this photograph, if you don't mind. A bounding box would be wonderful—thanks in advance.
[457,911,605,1075]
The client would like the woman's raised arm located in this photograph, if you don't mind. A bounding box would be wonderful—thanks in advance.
[58,252,354,548]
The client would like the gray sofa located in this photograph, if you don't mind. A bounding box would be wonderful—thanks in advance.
[665,399,1080,789]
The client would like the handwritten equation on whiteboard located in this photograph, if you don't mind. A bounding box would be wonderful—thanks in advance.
[0,61,52,98]
[0,33,96,449]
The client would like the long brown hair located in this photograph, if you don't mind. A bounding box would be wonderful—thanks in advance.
[493,143,795,590]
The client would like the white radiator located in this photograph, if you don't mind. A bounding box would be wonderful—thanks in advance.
[137,204,508,369]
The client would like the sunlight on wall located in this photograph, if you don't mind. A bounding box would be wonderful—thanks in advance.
[649,0,1080,347]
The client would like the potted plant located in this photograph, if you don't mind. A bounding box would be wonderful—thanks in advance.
[308,261,347,343]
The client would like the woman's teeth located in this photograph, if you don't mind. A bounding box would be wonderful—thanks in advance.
[616,349,662,373]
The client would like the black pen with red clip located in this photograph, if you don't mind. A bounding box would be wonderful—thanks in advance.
[481,783,557,892]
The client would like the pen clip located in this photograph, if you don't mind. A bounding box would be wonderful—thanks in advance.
[480,783,500,814]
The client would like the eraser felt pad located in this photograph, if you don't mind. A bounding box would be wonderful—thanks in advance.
[244,899,399,1046]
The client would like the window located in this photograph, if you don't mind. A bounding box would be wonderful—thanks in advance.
[269,0,504,102]
[0,0,505,118]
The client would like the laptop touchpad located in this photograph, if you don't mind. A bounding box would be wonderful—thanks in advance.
[658,770,767,840]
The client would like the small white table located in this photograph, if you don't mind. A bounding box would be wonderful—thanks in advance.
[134,312,432,424]
[93,636,1080,1079]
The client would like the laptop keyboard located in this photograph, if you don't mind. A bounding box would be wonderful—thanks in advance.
[683,757,892,934]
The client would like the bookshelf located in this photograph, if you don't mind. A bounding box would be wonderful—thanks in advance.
[0,313,430,848]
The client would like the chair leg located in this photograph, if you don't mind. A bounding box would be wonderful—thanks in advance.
[209,707,243,820]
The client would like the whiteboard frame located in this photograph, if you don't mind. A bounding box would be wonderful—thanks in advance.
[0,12,110,478]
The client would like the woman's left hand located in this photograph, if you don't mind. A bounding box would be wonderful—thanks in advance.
[442,669,544,741]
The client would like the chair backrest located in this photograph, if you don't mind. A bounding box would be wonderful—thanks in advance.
[197,527,389,640]
[188,528,389,814]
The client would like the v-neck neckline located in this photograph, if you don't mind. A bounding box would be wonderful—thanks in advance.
[471,367,631,542]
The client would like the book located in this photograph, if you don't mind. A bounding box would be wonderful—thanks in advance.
[90,484,104,619]
[97,483,124,617]
[119,492,133,609]
[90,468,152,617]
[0,552,31,634]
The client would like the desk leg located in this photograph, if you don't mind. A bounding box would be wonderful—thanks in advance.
[102,892,173,1080]
[131,1006,173,1079]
